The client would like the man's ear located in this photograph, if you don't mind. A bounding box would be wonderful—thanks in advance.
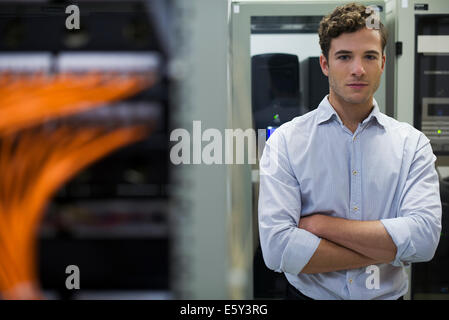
[319,54,329,77]
[381,54,386,73]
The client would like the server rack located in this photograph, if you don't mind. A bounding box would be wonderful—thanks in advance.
[387,0,449,300]
[230,0,387,299]
[0,0,172,299]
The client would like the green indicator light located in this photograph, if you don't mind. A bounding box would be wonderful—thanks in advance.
[274,114,279,120]
[438,129,442,134]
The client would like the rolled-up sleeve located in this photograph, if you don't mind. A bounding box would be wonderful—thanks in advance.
[258,130,321,274]
[381,136,442,267]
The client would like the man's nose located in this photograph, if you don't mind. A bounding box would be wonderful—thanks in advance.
[351,58,366,77]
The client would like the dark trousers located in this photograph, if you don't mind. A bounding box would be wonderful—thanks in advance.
[286,282,314,300]
[286,282,404,300]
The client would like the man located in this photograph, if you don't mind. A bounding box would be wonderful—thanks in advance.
[258,2,442,300]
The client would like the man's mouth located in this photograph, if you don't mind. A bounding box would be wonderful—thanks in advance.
[347,83,368,89]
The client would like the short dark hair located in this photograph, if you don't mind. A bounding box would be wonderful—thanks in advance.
[318,2,388,60]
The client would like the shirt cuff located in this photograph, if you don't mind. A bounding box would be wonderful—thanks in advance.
[380,217,416,267]
[280,228,321,275]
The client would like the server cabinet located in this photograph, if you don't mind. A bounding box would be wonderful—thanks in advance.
[230,0,387,299]
[389,0,449,300]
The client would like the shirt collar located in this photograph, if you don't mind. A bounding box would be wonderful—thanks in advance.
[316,95,386,129]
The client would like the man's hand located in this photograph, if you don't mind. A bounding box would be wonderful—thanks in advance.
[298,214,324,236]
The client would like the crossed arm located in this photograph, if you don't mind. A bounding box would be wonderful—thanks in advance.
[298,215,397,274]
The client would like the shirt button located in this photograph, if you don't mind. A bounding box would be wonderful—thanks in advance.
[349,279,353,284]
[352,170,358,175]
[353,206,359,212]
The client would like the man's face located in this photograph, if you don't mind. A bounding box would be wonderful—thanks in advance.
[319,27,386,106]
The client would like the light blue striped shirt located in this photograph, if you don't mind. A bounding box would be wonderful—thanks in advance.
[258,96,442,300]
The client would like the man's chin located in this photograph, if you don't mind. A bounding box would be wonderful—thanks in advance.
[343,94,371,105]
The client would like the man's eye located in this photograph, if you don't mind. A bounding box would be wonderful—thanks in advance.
[366,55,377,60]
[337,55,350,60]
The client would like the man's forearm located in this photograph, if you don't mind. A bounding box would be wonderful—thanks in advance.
[300,215,397,263]
[301,238,382,274]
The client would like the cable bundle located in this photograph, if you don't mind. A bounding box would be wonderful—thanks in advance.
[0,71,156,299]
[0,72,156,134]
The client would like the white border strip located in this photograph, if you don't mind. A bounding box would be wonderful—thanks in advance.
[56,52,161,72]
[0,52,52,72]
[417,36,449,54]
